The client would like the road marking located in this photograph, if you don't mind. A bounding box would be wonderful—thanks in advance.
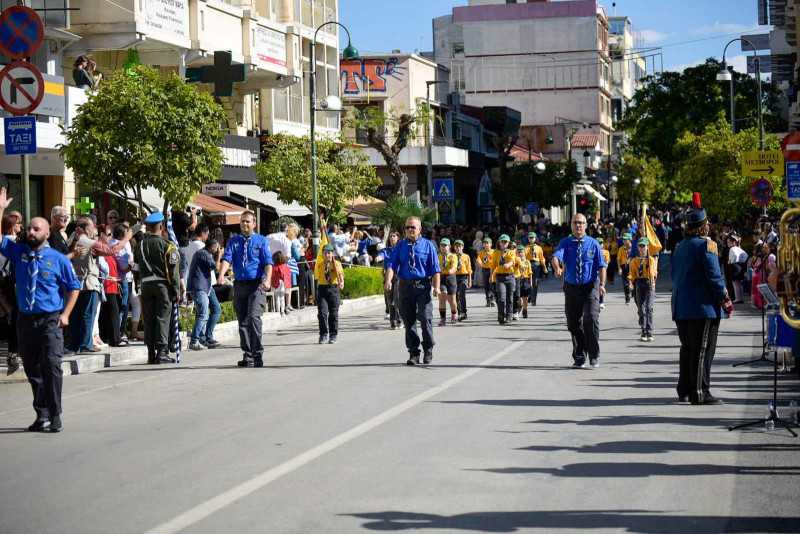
[144,341,524,534]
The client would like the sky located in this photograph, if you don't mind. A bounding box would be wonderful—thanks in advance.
[339,0,767,76]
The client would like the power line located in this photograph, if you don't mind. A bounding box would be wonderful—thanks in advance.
[632,28,768,51]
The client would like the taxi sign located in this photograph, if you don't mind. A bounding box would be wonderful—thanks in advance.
[742,150,785,178]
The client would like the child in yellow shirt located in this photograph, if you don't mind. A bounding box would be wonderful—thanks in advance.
[627,237,658,342]
[453,239,473,321]
[437,238,458,325]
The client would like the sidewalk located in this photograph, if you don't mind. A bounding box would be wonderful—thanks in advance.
[0,294,384,383]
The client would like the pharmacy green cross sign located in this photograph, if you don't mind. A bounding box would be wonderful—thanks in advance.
[185,51,246,98]
[76,196,94,214]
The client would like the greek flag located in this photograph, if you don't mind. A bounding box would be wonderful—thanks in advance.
[288,258,300,276]
[166,209,181,364]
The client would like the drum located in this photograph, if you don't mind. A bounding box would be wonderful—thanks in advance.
[767,314,794,348]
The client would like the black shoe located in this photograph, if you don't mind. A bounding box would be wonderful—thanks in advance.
[589,358,599,368]
[27,419,49,432]
[678,395,689,403]
[253,360,264,368]
[157,353,176,364]
[147,353,157,365]
[572,359,587,369]
[522,309,528,318]
[329,337,337,344]
[406,355,420,366]
[423,351,433,365]
[237,357,253,367]
[692,395,724,406]
[498,317,505,325]
[49,417,63,433]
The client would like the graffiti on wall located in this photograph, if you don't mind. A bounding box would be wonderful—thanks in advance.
[341,57,406,95]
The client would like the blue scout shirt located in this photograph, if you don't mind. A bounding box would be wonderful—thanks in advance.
[552,235,607,285]
[671,236,728,320]
[389,238,441,280]
[221,233,273,281]
[0,237,80,314]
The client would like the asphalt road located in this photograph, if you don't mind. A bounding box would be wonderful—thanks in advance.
[1,264,799,534]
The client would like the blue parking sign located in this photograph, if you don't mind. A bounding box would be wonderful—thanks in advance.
[787,162,800,201]
[4,116,35,154]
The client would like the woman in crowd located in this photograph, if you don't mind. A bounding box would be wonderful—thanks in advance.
[0,213,22,373]
[72,56,94,90]
[97,224,127,347]
[751,242,776,308]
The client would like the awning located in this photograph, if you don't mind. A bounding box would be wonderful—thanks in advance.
[580,183,607,202]
[227,184,311,217]
[345,196,385,225]
[122,187,166,213]
[191,194,245,226]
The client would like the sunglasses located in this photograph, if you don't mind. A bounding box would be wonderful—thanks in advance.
[405,226,418,230]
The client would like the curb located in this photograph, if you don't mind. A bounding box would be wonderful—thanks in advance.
[1,295,384,383]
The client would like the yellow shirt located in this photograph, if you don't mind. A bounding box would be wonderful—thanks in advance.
[438,252,458,275]
[518,258,533,279]
[477,249,493,267]
[487,248,517,275]
[602,249,610,265]
[617,246,631,266]
[605,238,619,255]
[454,253,473,275]
[628,255,658,282]
[314,259,344,286]
[525,244,545,264]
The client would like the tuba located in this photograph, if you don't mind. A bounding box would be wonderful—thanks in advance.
[777,204,800,328]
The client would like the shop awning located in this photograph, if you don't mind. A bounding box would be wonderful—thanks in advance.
[345,196,385,225]
[580,183,607,202]
[191,194,245,226]
[227,184,311,217]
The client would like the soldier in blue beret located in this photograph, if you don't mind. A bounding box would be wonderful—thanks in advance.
[672,193,734,405]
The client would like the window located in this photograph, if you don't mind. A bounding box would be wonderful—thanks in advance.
[452,42,464,54]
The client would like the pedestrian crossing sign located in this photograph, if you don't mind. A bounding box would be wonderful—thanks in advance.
[433,178,454,200]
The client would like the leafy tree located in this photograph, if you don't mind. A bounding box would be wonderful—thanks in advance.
[674,119,784,219]
[614,154,666,209]
[492,160,579,217]
[620,58,786,178]
[255,133,380,223]
[345,104,433,196]
[60,65,226,215]
[371,196,436,232]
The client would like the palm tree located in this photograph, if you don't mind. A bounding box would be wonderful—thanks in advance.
[371,196,436,232]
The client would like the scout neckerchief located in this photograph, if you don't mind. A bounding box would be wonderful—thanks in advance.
[325,261,332,283]
[639,252,647,277]
[456,253,461,271]
[242,234,251,268]
[25,247,44,310]
[407,238,418,272]
[573,237,584,279]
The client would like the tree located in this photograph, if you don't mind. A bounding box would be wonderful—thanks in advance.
[255,133,380,223]
[60,65,226,215]
[620,58,786,179]
[345,104,433,196]
[614,154,666,209]
[371,196,436,232]
[674,119,784,219]
[491,160,579,216]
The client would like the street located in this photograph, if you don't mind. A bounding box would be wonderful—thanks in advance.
[1,268,799,534]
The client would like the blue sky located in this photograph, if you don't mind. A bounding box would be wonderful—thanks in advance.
[339,0,765,75]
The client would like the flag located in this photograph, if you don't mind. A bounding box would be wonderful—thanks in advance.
[643,209,663,256]
[288,259,299,277]
[316,217,329,266]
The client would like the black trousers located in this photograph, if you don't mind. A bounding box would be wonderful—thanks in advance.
[608,256,617,283]
[496,273,514,321]
[317,285,340,336]
[18,311,63,420]
[513,277,521,313]
[398,278,434,356]
[564,281,601,362]
[482,270,495,304]
[456,274,469,315]
[99,293,122,346]
[676,318,720,403]
[531,263,540,304]
[384,275,400,326]
[621,265,632,301]
[233,279,266,362]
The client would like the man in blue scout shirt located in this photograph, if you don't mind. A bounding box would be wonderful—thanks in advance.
[384,217,441,366]
[672,193,733,405]
[551,213,607,369]
[218,211,274,368]
[0,188,80,433]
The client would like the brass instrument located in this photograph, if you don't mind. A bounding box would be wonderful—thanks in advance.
[777,204,800,328]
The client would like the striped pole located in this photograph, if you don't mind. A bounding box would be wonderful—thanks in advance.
[166,209,181,364]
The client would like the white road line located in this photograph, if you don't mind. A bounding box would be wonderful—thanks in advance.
[144,341,524,534]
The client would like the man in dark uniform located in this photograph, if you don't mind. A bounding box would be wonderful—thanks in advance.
[551,213,607,369]
[384,216,441,365]
[672,194,733,405]
[218,211,273,367]
[134,212,181,365]
[0,188,80,432]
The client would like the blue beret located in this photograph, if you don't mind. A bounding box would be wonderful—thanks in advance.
[145,212,164,224]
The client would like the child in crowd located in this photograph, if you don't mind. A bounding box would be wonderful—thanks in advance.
[487,234,516,324]
[617,233,633,305]
[314,244,344,344]
[453,239,472,321]
[476,237,496,307]
[271,251,292,316]
[437,238,459,326]
[516,244,534,318]
[628,238,657,342]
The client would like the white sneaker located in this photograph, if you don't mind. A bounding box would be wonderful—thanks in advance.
[600,303,605,309]
[647,336,654,342]
[639,335,648,342]
[384,313,390,320]
[189,342,205,351]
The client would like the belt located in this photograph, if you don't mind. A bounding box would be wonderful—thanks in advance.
[235,278,262,284]
[399,278,431,287]
[142,275,167,283]
[564,281,597,288]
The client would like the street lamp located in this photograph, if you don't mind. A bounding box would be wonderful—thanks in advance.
[718,38,763,147]
[310,22,359,257]
[426,80,449,208]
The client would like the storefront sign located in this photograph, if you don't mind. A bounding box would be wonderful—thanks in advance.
[143,0,189,42]
[219,134,260,183]
[202,183,229,197]
[255,26,287,68]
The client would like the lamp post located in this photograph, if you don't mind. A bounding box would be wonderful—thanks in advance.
[426,80,449,209]
[310,22,359,258]
[717,38,763,149]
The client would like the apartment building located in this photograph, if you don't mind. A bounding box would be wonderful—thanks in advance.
[433,0,614,159]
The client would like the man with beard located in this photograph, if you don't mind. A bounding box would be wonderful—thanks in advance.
[0,188,80,432]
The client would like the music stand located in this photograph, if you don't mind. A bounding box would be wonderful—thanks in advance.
[731,269,775,366]
[729,283,799,437]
